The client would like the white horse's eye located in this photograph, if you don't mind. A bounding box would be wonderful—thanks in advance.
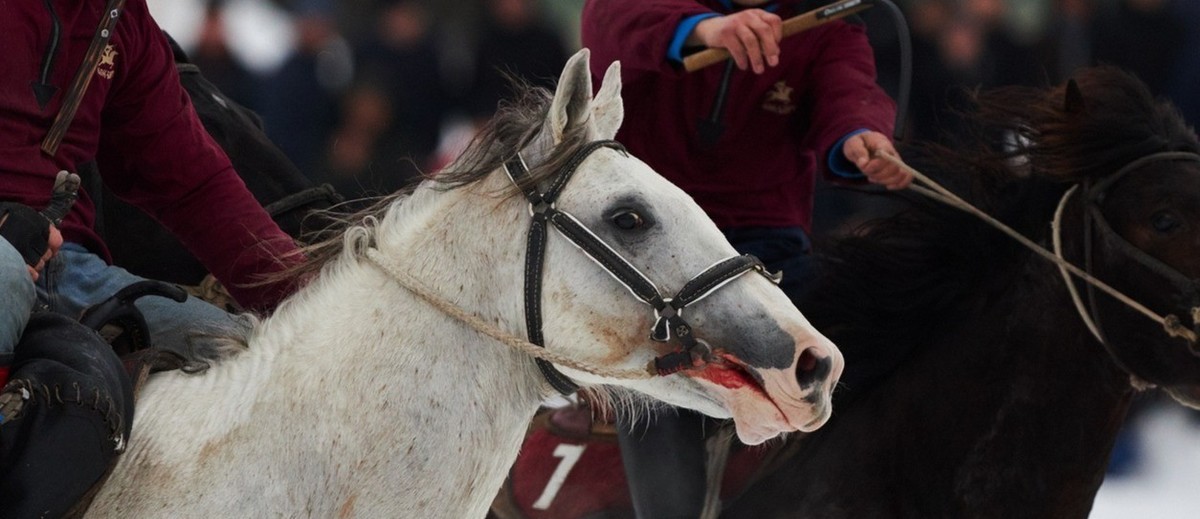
[612,210,645,230]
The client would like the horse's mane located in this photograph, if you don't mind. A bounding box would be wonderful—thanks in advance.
[281,81,594,280]
[807,67,1199,390]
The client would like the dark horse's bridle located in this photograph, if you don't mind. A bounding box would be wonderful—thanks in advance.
[1067,151,1200,356]
[886,148,1200,367]
[503,140,782,394]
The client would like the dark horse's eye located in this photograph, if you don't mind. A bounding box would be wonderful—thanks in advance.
[1151,211,1181,234]
[612,210,645,230]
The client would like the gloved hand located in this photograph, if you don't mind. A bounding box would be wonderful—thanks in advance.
[0,202,51,267]
[0,170,77,279]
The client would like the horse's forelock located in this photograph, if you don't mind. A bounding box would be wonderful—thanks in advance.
[969,67,1199,184]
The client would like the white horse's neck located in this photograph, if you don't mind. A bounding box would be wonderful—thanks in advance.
[91,182,550,517]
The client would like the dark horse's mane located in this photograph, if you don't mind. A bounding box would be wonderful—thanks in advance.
[289,80,592,278]
[808,66,1200,393]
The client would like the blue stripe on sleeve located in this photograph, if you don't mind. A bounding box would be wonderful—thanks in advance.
[668,13,722,63]
[828,129,871,179]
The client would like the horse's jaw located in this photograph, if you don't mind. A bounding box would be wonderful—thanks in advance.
[682,346,841,445]
[606,333,841,446]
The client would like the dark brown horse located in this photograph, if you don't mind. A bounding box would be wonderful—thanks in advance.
[718,66,1200,518]
[491,66,1200,519]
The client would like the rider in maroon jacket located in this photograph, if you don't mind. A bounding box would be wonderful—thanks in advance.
[0,0,301,513]
[583,0,910,516]
[0,0,298,311]
[583,0,908,232]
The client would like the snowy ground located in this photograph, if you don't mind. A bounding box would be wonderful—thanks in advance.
[1090,403,1200,518]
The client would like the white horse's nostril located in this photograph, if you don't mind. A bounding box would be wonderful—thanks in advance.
[798,349,818,372]
[795,348,831,387]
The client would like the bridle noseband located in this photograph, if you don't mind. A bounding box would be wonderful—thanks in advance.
[1056,151,1200,355]
[504,140,782,394]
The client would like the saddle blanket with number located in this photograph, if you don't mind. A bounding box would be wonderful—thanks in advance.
[490,405,779,519]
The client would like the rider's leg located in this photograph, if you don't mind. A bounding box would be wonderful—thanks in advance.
[723,227,817,303]
[617,227,815,519]
[0,312,133,518]
[0,239,36,356]
[617,408,709,519]
[37,243,253,359]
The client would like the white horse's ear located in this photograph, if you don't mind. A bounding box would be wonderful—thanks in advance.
[547,49,595,145]
[591,60,624,140]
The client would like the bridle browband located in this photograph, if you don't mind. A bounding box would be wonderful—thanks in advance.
[504,139,782,394]
[1055,151,1200,355]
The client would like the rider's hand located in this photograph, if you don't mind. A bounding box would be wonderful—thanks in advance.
[0,202,62,282]
[842,131,913,190]
[31,226,62,281]
[689,9,782,74]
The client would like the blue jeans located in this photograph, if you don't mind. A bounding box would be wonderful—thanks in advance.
[0,240,35,355]
[1,242,249,356]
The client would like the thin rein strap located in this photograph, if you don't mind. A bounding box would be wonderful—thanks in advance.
[1051,185,1105,343]
[363,248,655,381]
[877,152,1200,344]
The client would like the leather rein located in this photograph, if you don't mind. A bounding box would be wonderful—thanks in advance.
[502,139,781,394]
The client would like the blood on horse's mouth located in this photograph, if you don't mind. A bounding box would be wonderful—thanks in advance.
[694,353,769,398]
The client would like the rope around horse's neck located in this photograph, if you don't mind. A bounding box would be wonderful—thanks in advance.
[363,248,655,382]
[1052,185,1106,343]
[877,153,1199,344]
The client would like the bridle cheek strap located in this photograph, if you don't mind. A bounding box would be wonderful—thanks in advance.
[505,141,781,394]
[505,140,626,395]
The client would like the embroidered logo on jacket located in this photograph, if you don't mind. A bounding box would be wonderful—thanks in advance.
[762,81,796,115]
[97,45,118,79]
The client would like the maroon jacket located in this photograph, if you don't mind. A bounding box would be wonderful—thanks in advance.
[581,0,895,232]
[1,0,299,311]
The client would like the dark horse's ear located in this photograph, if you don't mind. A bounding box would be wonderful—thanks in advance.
[1064,79,1086,115]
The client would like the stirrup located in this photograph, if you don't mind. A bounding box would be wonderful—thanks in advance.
[79,281,210,373]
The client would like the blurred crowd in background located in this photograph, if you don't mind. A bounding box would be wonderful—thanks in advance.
[147,0,1198,201]
[150,0,575,200]
[148,0,1197,475]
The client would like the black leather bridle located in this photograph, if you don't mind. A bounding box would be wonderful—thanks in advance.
[504,140,783,394]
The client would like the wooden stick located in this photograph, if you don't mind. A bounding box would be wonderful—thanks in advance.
[41,0,127,156]
[682,0,875,72]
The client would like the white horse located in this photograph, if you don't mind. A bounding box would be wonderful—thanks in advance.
[85,49,843,518]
